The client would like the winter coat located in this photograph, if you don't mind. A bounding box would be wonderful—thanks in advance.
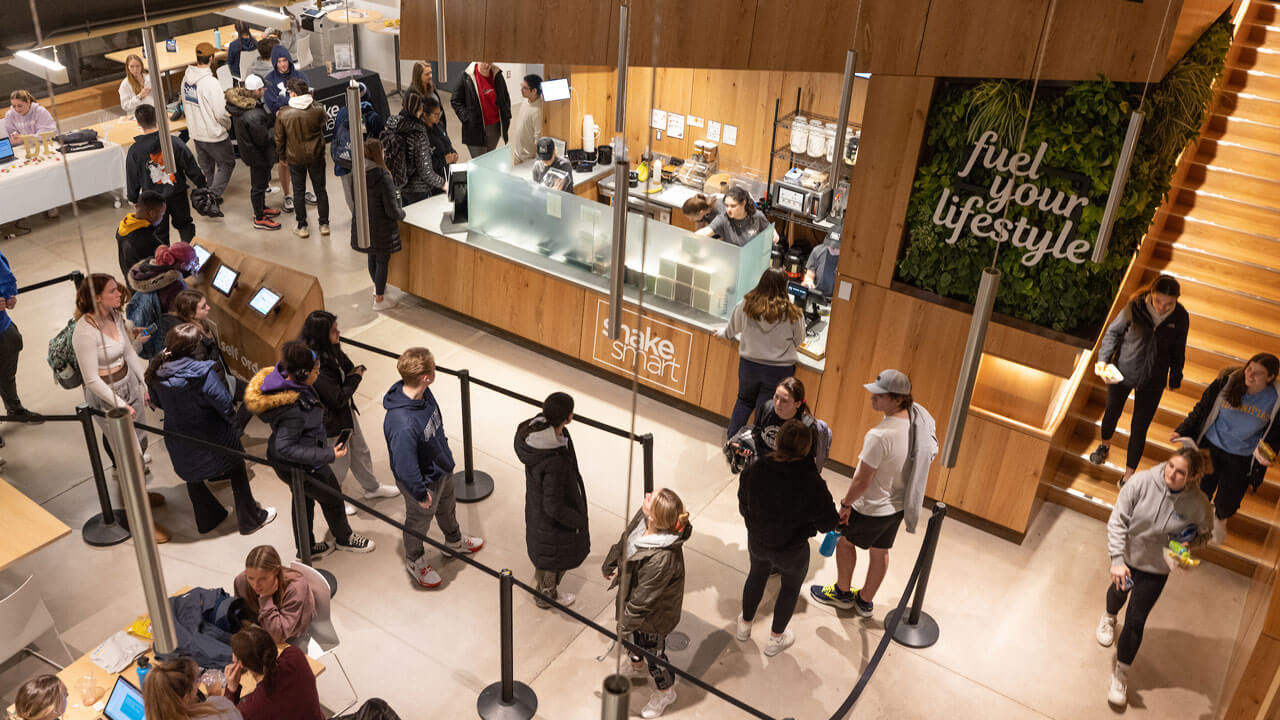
[244,365,335,471]
[157,316,231,385]
[382,112,445,197]
[350,162,404,254]
[125,131,206,202]
[166,587,234,668]
[181,64,231,143]
[383,381,455,501]
[275,94,326,165]
[147,357,244,483]
[602,511,690,635]
[115,213,162,277]
[226,36,257,79]
[125,259,185,358]
[312,348,361,438]
[333,101,384,178]
[1107,462,1214,575]
[738,456,838,552]
[451,62,511,147]
[226,87,276,168]
[1177,369,1280,489]
[514,416,591,572]
[1098,294,1189,390]
[263,45,301,115]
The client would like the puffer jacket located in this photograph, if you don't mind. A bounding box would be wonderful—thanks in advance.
[450,62,511,147]
[312,348,361,438]
[244,365,335,471]
[382,112,444,197]
[147,357,243,483]
[514,416,591,572]
[739,455,838,552]
[1098,294,1189,390]
[1177,368,1280,489]
[350,162,403,254]
[602,510,690,635]
[275,93,326,165]
[226,87,276,168]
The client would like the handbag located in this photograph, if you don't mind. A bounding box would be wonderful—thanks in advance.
[723,425,760,474]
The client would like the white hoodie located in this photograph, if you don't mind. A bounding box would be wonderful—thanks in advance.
[181,65,230,142]
[288,94,315,111]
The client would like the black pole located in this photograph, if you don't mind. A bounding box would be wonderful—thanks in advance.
[640,433,654,496]
[477,570,537,719]
[451,369,494,503]
[885,503,946,648]
[78,404,130,546]
[291,468,337,596]
[907,505,945,625]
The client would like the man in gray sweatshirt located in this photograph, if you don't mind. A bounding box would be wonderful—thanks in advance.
[1098,447,1213,709]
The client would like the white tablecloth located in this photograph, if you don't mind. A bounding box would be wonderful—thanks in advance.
[0,142,126,225]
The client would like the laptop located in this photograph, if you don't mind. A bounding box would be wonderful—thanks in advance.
[0,137,15,165]
[102,675,145,720]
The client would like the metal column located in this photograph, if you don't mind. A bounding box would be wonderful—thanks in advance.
[141,27,175,176]
[607,3,631,340]
[347,81,370,251]
[940,268,1001,468]
[828,49,858,194]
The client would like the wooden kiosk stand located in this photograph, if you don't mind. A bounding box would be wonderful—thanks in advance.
[187,240,325,380]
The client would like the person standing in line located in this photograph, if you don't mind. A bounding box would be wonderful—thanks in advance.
[4,90,56,145]
[811,370,938,617]
[226,22,258,82]
[125,104,207,244]
[115,190,167,276]
[384,347,485,588]
[299,310,400,515]
[232,545,316,644]
[244,340,376,559]
[182,43,234,210]
[509,74,544,165]
[263,43,305,212]
[720,267,805,437]
[754,376,827,469]
[0,249,41,451]
[381,93,454,205]
[226,626,324,720]
[350,138,404,312]
[1091,275,1189,485]
[409,61,446,132]
[275,77,329,238]
[451,61,511,158]
[1173,352,1280,543]
[143,657,243,720]
[1096,446,1213,708]
[334,82,384,213]
[514,392,590,609]
[118,54,152,115]
[738,419,839,656]
[159,289,252,431]
[601,488,691,719]
[226,75,283,230]
[145,323,275,536]
[245,36,279,85]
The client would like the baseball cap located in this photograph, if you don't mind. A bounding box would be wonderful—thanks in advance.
[195,42,217,60]
[536,137,555,161]
[243,74,265,91]
[864,369,911,395]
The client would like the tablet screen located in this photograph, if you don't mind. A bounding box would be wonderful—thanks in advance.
[212,265,238,296]
[191,243,212,272]
[542,78,570,102]
[249,287,281,316]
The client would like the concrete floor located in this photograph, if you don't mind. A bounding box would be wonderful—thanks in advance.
[0,90,1250,720]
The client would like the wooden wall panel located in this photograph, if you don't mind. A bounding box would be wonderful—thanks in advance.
[625,68,697,162]
[747,0,860,72]
[983,321,1084,378]
[915,0,1048,78]
[400,0,487,62]
[543,64,615,149]
[941,414,1048,533]
[1039,0,1177,81]
[483,0,613,66]
[1223,634,1280,719]
[686,69,783,176]
[1166,0,1234,72]
[577,293,709,405]
[699,335,740,418]
[839,75,935,287]
[854,0,933,76]
[390,226,474,315]
[470,252,584,358]
[610,0,758,69]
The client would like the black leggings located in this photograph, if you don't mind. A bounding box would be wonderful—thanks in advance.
[1100,382,1165,471]
[629,632,674,690]
[367,252,390,295]
[741,540,810,635]
[1106,564,1168,665]
[1200,440,1255,520]
[273,464,351,553]
[186,462,266,533]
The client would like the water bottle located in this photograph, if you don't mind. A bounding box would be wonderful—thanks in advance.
[136,655,151,688]
[214,28,223,49]
[819,530,840,557]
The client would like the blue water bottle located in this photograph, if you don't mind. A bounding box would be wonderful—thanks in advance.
[819,530,840,557]
[214,28,223,49]
[136,655,151,688]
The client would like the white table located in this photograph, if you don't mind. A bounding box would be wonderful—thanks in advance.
[0,142,126,224]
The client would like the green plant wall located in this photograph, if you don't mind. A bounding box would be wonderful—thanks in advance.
[895,19,1231,338]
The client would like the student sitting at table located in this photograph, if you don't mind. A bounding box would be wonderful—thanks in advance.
[12,675,67,720]
[226,22,258,82]
[226,626,323,720]
[144,657,242,720]
[233,544,316,644]
[4,89,57,146]
[118,54,152,115]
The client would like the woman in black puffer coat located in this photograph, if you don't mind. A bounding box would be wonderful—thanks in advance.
[350,138,404,310]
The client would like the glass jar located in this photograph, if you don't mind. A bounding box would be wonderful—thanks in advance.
[844,129,858,165]
[789,115,808,153]
[823,122,838,162]
[806,118,826,157]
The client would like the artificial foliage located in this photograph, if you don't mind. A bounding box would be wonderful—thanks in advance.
[896,19,1231,338]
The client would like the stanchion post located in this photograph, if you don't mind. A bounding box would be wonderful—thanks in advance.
[291,468,338,596]
[601,674,630,720]
[640,433,654,496]
[477,570,537,719]
[78,404,130,546]
[451,368,494,503]
[885,503,947,649]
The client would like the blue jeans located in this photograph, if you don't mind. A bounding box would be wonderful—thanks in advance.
[727,358,795,437]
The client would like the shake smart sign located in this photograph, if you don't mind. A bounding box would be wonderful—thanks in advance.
[592,299,693,395]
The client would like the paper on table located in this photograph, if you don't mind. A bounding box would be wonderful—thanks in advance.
[666,113,685,139]
[650,109,667,130]
[91,630,150,673]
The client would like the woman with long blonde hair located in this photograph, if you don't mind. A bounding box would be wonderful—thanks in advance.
[143,657,242,720]
[720,266,805,437]
[118,53,152,115]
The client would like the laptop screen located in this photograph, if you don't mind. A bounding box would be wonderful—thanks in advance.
[0,137,14,162]
[103,675,145,720]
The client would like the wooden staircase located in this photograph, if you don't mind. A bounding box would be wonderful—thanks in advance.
[1043,4,1280,575]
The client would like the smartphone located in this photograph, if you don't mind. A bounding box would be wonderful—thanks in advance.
[335,428,353,448]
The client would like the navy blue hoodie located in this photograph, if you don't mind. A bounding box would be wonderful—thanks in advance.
[383,380,455,502]
[263,45,300,115]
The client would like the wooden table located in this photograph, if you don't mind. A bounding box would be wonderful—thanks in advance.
[86,115,188,148]
[105,25,254,75]
[327,8,382,24]
[0,479,70,572]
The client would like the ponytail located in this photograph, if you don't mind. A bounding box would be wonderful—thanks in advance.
[231,626,281,695]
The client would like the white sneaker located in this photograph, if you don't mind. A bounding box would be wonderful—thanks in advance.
[446,535,484,554]
[1096,613,1116,647]
[305,191,318,205]
[267,185,280,194]
[363,485,401,499]
[372,297,398,311]
[242,506,276,535]
[295,226,310,238]
[142,451,153,465]
[1212,519,1228,546]
[641,687,677,718]
[1108,660,1129,707]
[406,557,441,588]
[554,591,576,608]
[735,614,751,641]
[763,629,795,657]
[344,502,356,516]
[619,660,647,680]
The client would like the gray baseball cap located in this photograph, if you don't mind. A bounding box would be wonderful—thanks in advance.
[864,369,911,395]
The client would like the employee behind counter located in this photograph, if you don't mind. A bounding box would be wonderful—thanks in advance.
[531,137,575,193]
[695,186,769,247]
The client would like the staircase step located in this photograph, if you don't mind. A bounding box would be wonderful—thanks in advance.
[1185,312,1280,368]
[1204,113,1280,151]
[1253,4,1280,27]
[1232,47,1280,78]
[1172,189,1280,238]
[1195,139,1280,179]
[1224,66,1280,102]
[1183,162,1280,215]
[1162,214,1280,267]
[1150,237,1280,299]
[1216,89,1280,124]
[1141,264,1280,327]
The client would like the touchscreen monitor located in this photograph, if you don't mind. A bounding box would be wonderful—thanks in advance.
[541,78,570,102]
[212,265,239,296]
[248,287,282,316]
[191,242,212,272]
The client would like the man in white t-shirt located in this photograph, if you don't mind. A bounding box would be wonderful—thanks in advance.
[810,369,913,617]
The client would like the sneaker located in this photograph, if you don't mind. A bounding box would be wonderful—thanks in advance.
[406,557,442,588]
[305,191,318,205]
[297,542,336,561]
[284,196,295,212]
[344,501,356,516]
[1212,519,1228,546]
[295,226,310,238]
[1108,660,1129,707]
[9,408,43,424]
[1089,444,1110,465]
[810,583,856,610]
[363,484,401,499]
[142,451,153,466]
[446,535,484,554]
[641,687,677,719]
[763,629,795,657]
[1096,613,1116,647]
[262,207,282,217]
[735,614,751,641]
[851,589,874,618]
[336,532,376,553]
[551,591,576,608]
[319,223,330,236]
[372,297,398,311]
[253,216,282,231]
[242,506,277,535]
[267,185,280,194]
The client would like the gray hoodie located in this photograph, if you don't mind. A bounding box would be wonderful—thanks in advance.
[721,299,805,366]
[1107,462,1213,575]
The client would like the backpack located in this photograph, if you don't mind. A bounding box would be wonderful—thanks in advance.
[381,122,410,189]
[813,417,832,471]
[331,108,355,170]
[723,425,760,475]
[47,318,82,389]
